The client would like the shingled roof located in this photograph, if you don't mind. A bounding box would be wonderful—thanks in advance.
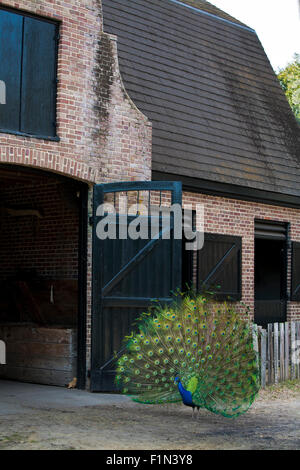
[102,0,300,200]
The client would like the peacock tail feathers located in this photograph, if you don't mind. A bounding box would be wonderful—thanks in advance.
[115,295,260,417]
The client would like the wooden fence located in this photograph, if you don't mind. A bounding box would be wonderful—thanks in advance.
[253,322,300,388]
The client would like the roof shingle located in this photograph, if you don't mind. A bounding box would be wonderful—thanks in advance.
[102,0,300,197]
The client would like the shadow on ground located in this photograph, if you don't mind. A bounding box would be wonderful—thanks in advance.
[0,380,299,450]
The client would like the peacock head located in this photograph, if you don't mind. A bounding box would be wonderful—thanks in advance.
[174,376,180,385]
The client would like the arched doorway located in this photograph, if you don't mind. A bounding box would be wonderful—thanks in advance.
[0,164,88,388]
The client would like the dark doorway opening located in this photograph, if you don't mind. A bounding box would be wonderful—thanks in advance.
[0,164,87,388]
[254,220,288,327]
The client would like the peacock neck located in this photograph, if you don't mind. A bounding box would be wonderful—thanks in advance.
[176,379,194,407]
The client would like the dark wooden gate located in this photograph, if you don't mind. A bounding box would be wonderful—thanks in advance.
[91,181,182,391]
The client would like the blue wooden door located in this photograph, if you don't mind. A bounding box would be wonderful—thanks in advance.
[91,181,182,391]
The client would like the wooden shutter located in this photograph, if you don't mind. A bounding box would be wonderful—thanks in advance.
[0,10,23,132]
[197,233,242,301]
[20,17,57,137]
[291,242,300,301]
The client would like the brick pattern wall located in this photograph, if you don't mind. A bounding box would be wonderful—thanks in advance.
[0,0,152,183]
[0,177,79,280]
[182,192,300,322]
[0,0,153,382]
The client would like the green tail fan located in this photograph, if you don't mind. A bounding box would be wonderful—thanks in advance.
[115,295,260,417]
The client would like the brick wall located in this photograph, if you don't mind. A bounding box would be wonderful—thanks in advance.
[182,192,300,322]
[0,0,152,183]
[0,0,153,380]
[0,176,79,280]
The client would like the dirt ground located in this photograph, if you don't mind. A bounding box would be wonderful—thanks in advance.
[0,381,299,450]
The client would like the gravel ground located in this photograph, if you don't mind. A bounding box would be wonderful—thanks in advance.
[0,381,299,450]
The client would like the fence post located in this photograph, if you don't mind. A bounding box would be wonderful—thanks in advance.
[267,323,273,384]
[261,328,267,389]
[280,323,285,381]
[274,323,279,384]
[252,323,258,353]
[285,322,289,380]
[291,322,296,380]
[297,323,300,379]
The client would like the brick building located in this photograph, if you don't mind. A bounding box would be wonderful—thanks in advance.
[0,0,299,391]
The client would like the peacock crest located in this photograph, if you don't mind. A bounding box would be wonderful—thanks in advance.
[116,295,260,418]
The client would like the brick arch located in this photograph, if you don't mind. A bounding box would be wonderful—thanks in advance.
[0,153,99,183]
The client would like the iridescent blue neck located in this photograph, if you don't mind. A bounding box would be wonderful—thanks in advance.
[176,378,194,407]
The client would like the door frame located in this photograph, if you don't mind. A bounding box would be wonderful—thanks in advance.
[90,181,182,391]
[76,184,88,389]
[254,219,289,326]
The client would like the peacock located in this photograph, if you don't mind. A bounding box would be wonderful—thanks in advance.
[115,295,260,418]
